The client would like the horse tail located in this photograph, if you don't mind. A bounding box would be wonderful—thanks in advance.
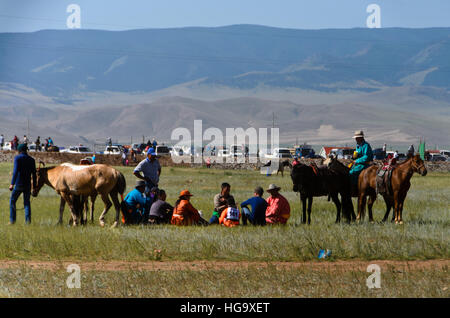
[115,171,126,201]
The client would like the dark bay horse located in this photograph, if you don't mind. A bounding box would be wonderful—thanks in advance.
[290,162,355,224]
[357,154,427,224]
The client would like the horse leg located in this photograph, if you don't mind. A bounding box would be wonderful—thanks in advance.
[61,193,79,226]
[307,196,313,225]
[367,192,377,223]
[393,192,400,224]
[58,196,66,225]
[90,194,97,223]
[357,193,367,222]
[109,190,121,228]
[98,192,113,227]
[331,193,341,223]
[301,195,307,224]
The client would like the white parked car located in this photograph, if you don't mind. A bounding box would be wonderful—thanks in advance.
[1,142,12,151]
[440,150,450,158]
[265,148,292,159]
[330,148,355,160]
[60,146,93,154]
[104,146,122,155]
[217,149,232,158]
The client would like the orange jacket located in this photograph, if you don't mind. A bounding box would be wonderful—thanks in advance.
[219,207,240,228]
[171,199,200,226]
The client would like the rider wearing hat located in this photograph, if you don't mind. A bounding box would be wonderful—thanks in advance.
[349,130,374,187]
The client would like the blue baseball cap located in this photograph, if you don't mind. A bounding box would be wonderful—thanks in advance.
[147,148,156,156]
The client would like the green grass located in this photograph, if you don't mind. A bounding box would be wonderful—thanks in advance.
[0,162,448,263]
[0,266,447,297]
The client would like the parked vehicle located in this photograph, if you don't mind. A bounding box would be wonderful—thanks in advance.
[104,146,121,155]
[330,148,355,160]
[440,150,450,158]
[217,149,232,158]
[155,145,171,156]
[429,153,447,162]
[60,145,93,154]
[294,144,315,158]
[373,148,386,160]
[1,142,12,151]
[265,148,292,159]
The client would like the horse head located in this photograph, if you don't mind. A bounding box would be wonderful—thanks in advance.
[411,154,427,176]
[33,161,47,196]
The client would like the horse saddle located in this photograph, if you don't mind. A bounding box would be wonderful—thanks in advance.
[376,167,393,196]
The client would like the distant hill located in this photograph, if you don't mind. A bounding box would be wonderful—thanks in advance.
[1,25,450,97]
[0,25,449,147]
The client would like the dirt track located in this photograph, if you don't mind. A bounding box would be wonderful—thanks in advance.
[0,259,448,272]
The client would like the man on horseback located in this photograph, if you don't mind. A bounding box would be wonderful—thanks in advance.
[349,130,373,191]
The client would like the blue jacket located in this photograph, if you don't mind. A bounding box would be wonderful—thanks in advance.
[11,153,36,189]
[355,141,373,166]
[124,188,151,215]
[240,196,268,225]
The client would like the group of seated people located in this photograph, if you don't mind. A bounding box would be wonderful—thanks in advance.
[120,181,291,227]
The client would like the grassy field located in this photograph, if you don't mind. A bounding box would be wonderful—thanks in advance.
[0,162,448,297]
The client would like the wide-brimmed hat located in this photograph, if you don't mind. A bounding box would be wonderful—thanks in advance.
[353,130,365,139]
[135,180,146,188]
[179,189,193,197]
[266,184,281,192]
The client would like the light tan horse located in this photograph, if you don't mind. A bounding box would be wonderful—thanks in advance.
[33,162,126,227]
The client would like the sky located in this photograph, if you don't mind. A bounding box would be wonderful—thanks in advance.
[0,0,449,32]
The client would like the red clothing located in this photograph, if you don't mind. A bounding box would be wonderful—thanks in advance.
[171,199,200,226]
[266,193,290,224]
[292,160,300,167]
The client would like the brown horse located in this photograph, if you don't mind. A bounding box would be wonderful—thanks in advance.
[33,162,126,227]
[357,154,427,224]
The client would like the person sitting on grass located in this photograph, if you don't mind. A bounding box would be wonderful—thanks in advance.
[219,206,241,228]
[171,190,207,226]
[121,180,151,225]
[148,189,173,224]
[240,186,268,226]
[209,182,236,224]
[265,184,290,225]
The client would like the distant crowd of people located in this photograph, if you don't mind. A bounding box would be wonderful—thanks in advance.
[0,134,55,151]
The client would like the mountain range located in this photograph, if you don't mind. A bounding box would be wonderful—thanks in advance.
[0,25,449,147]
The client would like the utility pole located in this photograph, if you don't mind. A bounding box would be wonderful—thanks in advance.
[27,117,30,138]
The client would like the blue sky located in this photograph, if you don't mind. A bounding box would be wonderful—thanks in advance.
[1,0,449,32]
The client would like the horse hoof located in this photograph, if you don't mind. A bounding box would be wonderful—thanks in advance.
[110,221,118,228]
[398,221,403,225]
[99,220,105,227]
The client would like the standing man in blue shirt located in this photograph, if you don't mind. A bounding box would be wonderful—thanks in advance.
[133,148,161,196]
[349,130,374,189]
[9,144,37,224]
[240,186,268,226]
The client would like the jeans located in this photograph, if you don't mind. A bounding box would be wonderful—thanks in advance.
[241,206,253,225]
[209,214,220,224]
[10,186,31,224]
